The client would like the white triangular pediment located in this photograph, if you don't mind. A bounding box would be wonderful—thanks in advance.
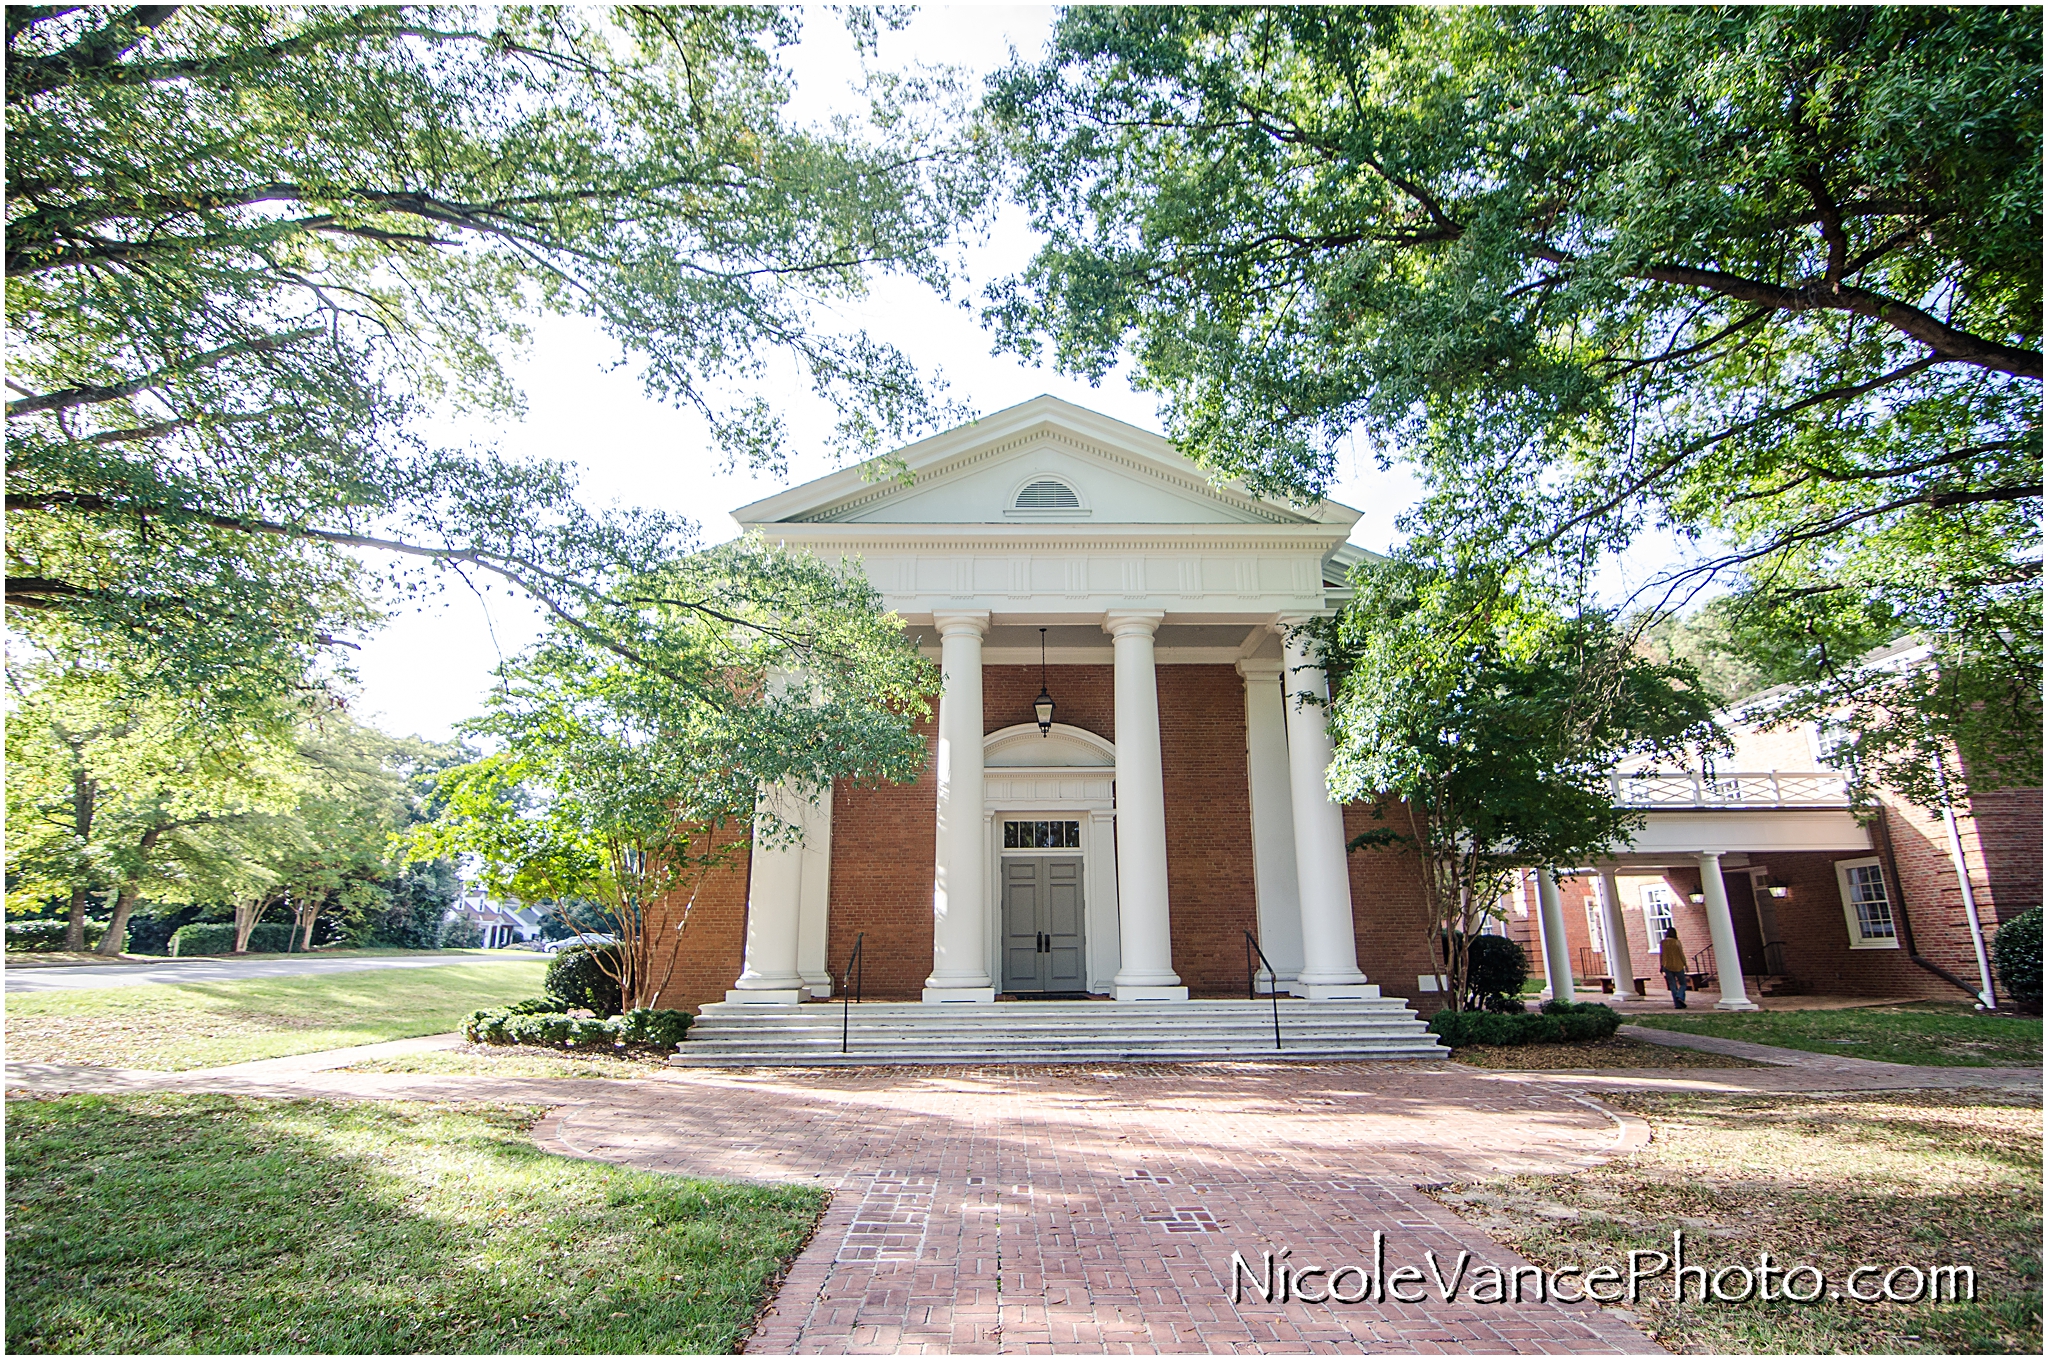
[733,396,1344,529]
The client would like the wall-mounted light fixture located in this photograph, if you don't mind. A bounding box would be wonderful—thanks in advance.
[1767,882,1791,898]
[1688,891,1706,905]
[1034,628,1056,736]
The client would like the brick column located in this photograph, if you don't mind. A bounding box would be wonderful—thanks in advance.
[1106,609,1186,1000]
[1237,658,1303,991]
[1698,851,1758,1011]
[1278,622,1374,999]
[925,611,995,1003]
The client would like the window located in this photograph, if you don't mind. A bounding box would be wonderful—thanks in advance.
[1011,477,1082,511]
[1584,899,1606,955]
[1003,820,1081,849]
[1641,885,1676,939]
[1835,857,1900,948]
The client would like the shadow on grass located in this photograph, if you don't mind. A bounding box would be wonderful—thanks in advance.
[5,1093,823,1354]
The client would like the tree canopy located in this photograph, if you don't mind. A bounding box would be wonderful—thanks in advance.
[7,4,974,705]
[985,6,2040,802]
[1323,559,1720,1009]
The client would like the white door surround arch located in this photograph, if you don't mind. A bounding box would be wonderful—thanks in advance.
[983,722,1122,994]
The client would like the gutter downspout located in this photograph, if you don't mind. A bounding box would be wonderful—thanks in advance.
[1872,803,1986,1004]
[1932,750,1998,1010]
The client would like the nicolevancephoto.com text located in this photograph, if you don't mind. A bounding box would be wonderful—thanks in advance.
[1231,1233,1976,1308]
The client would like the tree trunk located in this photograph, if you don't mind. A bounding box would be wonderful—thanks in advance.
[95,881,142,956]
[63,769,97,951]
[63,886,89,953]
[232,896,267,953]
[94,825,163,956]
[294,891,328,953]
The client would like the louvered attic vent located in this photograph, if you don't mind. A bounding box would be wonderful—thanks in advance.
[1015,478,1081,509]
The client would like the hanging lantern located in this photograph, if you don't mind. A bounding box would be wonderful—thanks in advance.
[1034,627,1056,736]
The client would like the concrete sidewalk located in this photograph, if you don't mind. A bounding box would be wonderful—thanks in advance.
[3,950,540,992]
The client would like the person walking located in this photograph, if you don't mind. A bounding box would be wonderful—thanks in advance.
[1659,928,1690,1008]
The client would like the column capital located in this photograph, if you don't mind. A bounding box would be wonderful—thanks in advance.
[1270,611,1330,634]
[1695,849,1725,865]
[932,609,990,639]
[1235,657,1285,683]
[1103,608,1165,640]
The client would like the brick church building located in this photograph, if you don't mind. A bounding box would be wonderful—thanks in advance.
[645,398,2037,1040]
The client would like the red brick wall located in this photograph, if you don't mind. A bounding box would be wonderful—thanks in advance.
[640,826,752,1014]
[983,664,1114,742]
[1340,801,1443,1014]
[825,714,939,1001]
[1964,784,2043,926]
[1158,665,1258,997]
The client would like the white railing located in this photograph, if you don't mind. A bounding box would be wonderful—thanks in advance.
[1610,769,1852,809]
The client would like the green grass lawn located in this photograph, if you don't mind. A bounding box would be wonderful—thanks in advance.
[1430,1089,2041,1355]
[5,1093,824,1354]
[4,962,548,1070]
[1629,1002,2041,1067]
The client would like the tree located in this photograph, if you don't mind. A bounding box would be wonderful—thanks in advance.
[406,538,935,1009]
[1322,560,1720,1010]
[984,6,2040,805]
[5,647,303,952]
[8,5,975,706]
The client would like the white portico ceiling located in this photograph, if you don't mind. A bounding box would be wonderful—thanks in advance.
[731,396,1379,636]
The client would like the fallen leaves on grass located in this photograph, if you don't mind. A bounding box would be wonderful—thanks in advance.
[1427,1089,2042,1355]
[1449,1036,1766,1070]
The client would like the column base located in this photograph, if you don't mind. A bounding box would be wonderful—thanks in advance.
[1114,984,1189,1001]
[922,986,996,1003]
[800,972,833,999]
[724,988,806,1005]
[1714,996,1760,1012]
[1292,981,1381,1000]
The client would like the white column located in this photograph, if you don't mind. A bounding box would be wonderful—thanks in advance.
[1278,623,1374,999]
[728,782,809,1004]
[926,611,995,1002]
[1697,851,1758,1010]
[1105,609,1186,1001]
[1596,867,1634,991]
[796,781,835,998]
[1237,658,1304,990]
[1533,869,1575,1002]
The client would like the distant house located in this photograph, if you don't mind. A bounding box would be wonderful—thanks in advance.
[1506,668,2039,1009]
[446,886,546,949]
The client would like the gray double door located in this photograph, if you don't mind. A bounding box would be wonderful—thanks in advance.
[1001,857,1086,994]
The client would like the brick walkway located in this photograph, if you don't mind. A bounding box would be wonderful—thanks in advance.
[534,1063,1656,1354]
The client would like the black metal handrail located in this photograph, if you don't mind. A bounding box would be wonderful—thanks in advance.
[1691,945,1715,985]
[1243,931,1282,1051]
[840,932,865,1055]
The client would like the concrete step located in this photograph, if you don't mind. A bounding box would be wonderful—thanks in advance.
[672,998,1446,1067]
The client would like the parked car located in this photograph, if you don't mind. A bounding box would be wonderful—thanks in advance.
[539,933,617,954]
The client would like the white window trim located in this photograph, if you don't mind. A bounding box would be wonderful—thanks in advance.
[1834,856,1901,950]
[1640,884,1676,938]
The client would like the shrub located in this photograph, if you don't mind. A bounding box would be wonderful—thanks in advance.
[5,921,108,952]
[1429,1000,1622,1048]
[167,922,298,956]
[1993,907,2042,1013]
[545,944,624,1017]
[462,1000,691,1050]
[1463,934,1530,1010]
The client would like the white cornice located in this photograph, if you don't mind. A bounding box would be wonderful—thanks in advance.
[748,522,1354,553]
[731,395,1363,535]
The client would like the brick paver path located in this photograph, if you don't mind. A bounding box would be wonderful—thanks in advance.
[536,1063,1655,1354]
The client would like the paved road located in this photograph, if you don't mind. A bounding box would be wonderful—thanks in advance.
[3,951,542,993]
